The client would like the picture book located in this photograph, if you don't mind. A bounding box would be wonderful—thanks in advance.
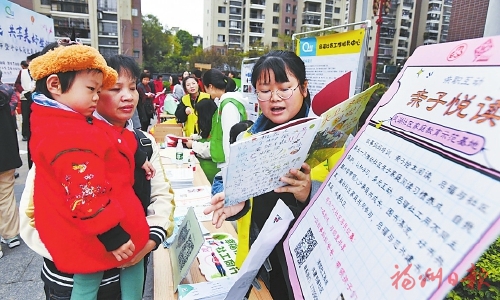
[283,35,500,299]
[197,232,239,281]
[223,84,380,206]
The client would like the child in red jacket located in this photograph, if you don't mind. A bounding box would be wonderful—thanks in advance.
[29,43,153,300]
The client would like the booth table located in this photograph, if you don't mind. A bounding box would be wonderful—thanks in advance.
[153,148,272,299]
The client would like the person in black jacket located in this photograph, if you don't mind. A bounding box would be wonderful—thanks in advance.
[137,72,155,131]
[0,70,23,258]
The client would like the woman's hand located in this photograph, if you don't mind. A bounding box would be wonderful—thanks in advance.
[185,107,192,115]
[185,140,193,148]
[119,240,156,268]
[111,239,135,262]
[203,192,245,228]
[274,162,312,203]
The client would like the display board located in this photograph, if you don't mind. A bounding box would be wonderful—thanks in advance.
[284,36,500,300]
[296,28,367,117]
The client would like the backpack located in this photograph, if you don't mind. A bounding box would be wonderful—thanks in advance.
[133,129,153,213]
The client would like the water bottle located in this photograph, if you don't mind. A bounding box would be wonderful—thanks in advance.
[175,139,184,167]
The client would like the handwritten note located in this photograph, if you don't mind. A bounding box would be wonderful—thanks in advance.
[223,85,379,206]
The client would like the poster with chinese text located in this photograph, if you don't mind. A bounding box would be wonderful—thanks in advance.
[284,36,500,299]
[297,29,366,116]
[0,0,55,83]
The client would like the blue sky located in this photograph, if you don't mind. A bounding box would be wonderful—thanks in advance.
[141,0,204,36]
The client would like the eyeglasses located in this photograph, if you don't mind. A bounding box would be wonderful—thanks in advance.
[255,85,300,102]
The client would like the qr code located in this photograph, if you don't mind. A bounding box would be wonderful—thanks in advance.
[177,234,194,270]
[176,224,189,249]
[294,228,318,267]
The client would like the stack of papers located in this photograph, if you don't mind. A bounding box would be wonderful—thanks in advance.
[164,168,194,189]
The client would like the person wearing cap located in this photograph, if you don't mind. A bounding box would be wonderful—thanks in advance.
[28,42,151,300]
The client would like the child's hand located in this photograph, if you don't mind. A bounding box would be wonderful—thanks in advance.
[185,107,192,115]
[203,192,245,228]
[112,239,135,262]
[142,160,156,180]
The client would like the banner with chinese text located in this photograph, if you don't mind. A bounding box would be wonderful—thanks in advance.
[284,36,500,299]
[0,0,54,83]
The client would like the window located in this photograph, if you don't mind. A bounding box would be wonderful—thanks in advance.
[286,4,291,12]
[41,0,50,5]
[133,50,140,58]
[217,34,225,42]
[273,3,279,12]
[272,29,278,37]
[218,20,226,27]
[99,47,119,58]
[218,6,226,13]
[285,17,290,24]
[293,5,297,14]
[273,16,279,24]
[133,29,139,37]
[292,18,296,26]
[98,22,118,35]
[334,7,341,13]
[285,29,290,35]
[272,42,278,48]
[131,8,138,16]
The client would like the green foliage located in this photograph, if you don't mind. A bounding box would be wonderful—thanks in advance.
[176,30,194,57]
[142,14,170,72]
[445,237,500,300]
[163,81,170,90]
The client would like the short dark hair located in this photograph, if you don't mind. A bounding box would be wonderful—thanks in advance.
[21,61,29,67]
[251,50,310,105]
[229,120,254,144]
[105,55,141,81]
[157,75,163,79]
[140,72,150,80]
[194,98,217,139]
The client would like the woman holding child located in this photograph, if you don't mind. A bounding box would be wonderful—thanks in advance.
[21,44,174,299]
[204,51,313,299]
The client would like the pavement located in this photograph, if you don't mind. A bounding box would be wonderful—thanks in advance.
[0,115,155,300]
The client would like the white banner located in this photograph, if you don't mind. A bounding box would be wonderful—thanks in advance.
[0,0,54,83]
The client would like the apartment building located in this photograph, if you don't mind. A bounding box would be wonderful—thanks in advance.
[10,0,143,65]
[203,0,350,52]
[447,0,489,42]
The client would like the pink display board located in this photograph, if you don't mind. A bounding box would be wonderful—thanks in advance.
[284,36,500,300]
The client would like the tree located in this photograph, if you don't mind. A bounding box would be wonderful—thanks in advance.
[142,14,170,72]
[176,30,194,57]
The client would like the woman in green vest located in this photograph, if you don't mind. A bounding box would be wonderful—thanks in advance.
[202,69,248,169]
[174,76,210,137]
[186,98,220,183]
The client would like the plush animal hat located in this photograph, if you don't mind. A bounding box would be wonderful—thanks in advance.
[29,44,118,89]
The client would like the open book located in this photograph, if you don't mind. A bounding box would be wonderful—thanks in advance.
[223,84,380,206]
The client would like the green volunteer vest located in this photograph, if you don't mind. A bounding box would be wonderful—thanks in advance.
[210,98,247,163]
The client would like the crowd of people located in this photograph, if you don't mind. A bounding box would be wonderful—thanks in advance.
[0,35,316,299]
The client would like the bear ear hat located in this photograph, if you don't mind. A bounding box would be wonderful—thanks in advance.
[29,44,118,89]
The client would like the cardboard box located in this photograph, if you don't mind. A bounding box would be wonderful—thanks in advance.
[152,123,183,142]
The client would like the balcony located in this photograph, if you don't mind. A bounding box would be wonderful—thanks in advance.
[250,0,265,7]
[429,0,441,4]
[402,0,413,8]
[249,13,265,22]
[400,20,411,29]
[52,0,87,3]
[229,1,242,6]
[304,0,323,3]
[423,39,438,45]
[444,0,452,6]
